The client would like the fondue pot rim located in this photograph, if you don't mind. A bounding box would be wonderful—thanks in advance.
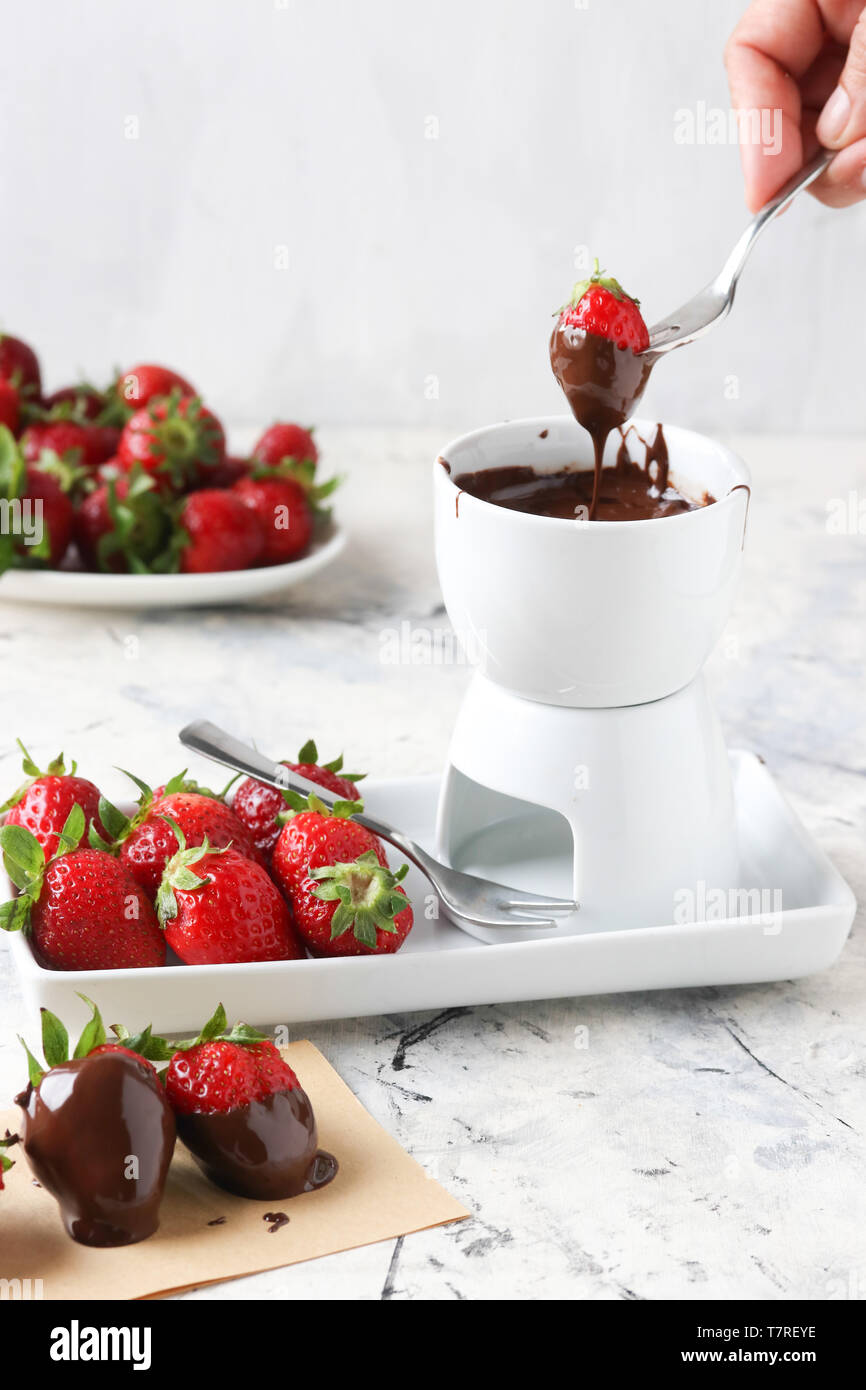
[436,415,750,531]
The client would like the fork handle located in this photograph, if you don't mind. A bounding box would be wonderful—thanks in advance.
[717,148,833,300]
[178,719,430,872]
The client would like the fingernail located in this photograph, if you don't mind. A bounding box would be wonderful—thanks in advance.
[817,85,850,145]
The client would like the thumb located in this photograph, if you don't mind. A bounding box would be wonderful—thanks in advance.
[816,6,866,148]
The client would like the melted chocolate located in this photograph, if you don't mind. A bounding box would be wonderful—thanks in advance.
[550,323,654,518]
[177,1086,338,1202]
[16,1052,176,1247]
[453,426,714,522]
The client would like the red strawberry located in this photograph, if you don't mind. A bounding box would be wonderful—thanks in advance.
[272,798,413,957]
[20,420,108,472]
[557,260,649,352]
[0,439,74,571]
[0,379,20,434]
[0,334,41,400]
[73,469,174,574]
[232,739,365,857]
[253,422,318,469]
[16,467,73,566]
[116,363,195,411]
[111,784,264,897]
[178,488,264,573]
[210,454,251,488]
[43,385,105,421]
[233,473,313,565]
[1,741,106,861]
[162,1004,336,1199]
[0,806,165,970]
[117,393,225,493]
[165,1020,299,1117]
[155,830,303,965]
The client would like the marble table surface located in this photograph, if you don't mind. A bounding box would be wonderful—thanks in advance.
[0,427,863,1302]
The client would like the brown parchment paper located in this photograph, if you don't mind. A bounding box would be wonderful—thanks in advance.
[0,1041,469,1300]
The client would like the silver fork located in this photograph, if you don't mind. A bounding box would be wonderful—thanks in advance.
[178,720,579,934]
[644,149,833,358]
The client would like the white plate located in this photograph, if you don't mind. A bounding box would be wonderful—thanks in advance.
[0,528,346,608]
[6,752,856,1035]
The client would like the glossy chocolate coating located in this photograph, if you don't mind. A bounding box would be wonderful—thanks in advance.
[550,322,655,518]
[16,1052,176,1247]
[177,1086,338,1201]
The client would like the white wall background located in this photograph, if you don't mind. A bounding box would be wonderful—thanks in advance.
[1,0,864,437]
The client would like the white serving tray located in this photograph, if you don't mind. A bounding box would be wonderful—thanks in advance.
[7,752,856,1036]
[0,529,345,608]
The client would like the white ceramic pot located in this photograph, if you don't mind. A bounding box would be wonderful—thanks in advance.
[434,415,750,708]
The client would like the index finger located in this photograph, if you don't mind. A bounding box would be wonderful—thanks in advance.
[724,0,838,209]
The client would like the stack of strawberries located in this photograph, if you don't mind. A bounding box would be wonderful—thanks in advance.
[0,332,337,575]
[0,739,413,969]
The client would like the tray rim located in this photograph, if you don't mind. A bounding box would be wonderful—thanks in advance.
[5,750,857,990]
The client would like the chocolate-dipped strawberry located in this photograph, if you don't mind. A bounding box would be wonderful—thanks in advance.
[165,1005,337,1201]
[14,997,176,1247]
[550,260,653,518]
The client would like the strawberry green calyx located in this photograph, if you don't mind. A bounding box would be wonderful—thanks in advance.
[0,803,85,933]
[0,428,26,576]
[148,391,220,479]
[127,1003,269,1059]
[565,258,641,311]
[108,1022,176,1063]
[310,850,410,947]
[88,768,167,851]
[154,817,225,925]
[295,740,365,784]
[97,467,173,575]
[0,1129,18,1183]
[170,1002,269,1053]
[276,789,364,827]
[0,739,77,815]
[29,449,92,502]
[18,993,108,1089]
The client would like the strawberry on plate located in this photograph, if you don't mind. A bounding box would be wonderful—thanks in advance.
[115,363,195,410]
[232,738,365,857]
[252,421,318,470]
[177,488,264,573]
[155,825,304,965]
[43,385,105,421]
[1,740,107,860]
[117,393,226,493]
[0,334,41,400]
[0,378,20,434]
[272,794,413,957]
[101,776,265,897]
[163,1004,337,1199]
[73,467,177,574]
[0,431,74,570]
[0,804,165,970]
[20,420,111,473]
[232,471,313,565]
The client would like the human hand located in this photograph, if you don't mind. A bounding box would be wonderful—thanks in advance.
[725,0,866,209]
